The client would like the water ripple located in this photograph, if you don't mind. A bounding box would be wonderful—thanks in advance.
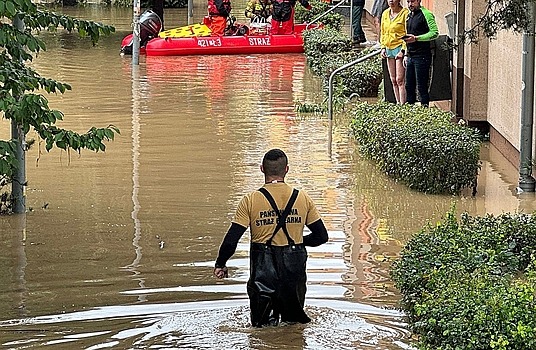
[0,300,412,350]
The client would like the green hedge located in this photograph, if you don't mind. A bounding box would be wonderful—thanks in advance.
[303,28,382,98]
[391,210,536,350]
[295,0,345,30]
[303,27,352,73]
[350,102,482,195]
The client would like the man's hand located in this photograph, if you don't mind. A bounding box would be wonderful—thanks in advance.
[403,34,417,44]
[214,266,228,279]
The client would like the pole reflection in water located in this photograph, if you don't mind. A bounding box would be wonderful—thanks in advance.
[14,214,28,317]
[120,63,146,302]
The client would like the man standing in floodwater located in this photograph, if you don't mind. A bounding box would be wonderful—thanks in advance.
[214,148,329,327]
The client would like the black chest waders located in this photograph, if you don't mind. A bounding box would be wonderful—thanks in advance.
[247,188,311,327]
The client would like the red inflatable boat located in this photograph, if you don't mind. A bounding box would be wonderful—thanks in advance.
[120,11,320,57]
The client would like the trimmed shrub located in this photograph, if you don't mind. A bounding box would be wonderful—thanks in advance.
[321,48,382,98]
[391,210,536,350]
[295,0,345,30]
[303,29,382,98]
[350,102,482,195]
[303,27,352,73]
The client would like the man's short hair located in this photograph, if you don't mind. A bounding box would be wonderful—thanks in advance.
[262,149,288,177]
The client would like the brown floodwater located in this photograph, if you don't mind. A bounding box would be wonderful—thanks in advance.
[0,5,535,350]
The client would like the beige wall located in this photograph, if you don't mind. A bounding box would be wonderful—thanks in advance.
[487,32,523,151]
[464,0,489,121]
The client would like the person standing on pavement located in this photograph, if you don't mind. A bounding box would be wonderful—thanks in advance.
[402,0,438,107]
[214,148,328,327]
[380,0,409,104]
[351,0,367,45]
[371,0,388,38]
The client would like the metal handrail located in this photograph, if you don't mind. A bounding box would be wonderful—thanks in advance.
[306,0,349,30]
[328,48,382,154]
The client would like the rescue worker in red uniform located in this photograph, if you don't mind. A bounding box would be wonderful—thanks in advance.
[214,149,329,327]
[270,0,312,35]
[207,0,232,35]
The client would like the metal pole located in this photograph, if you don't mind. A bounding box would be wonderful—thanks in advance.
[328,48,381,154]
[11,16,26,214]
[132,0,141,66]
[452,0,465,120]
[188,0,194,25]
[518,1,536,192]
[10,117,25,214]
[349,0,354,42]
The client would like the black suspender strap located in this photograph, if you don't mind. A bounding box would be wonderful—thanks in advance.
[258,187,299,246]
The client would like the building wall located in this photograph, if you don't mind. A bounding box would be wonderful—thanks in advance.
[464,0,489,121]
[487,32,523,152]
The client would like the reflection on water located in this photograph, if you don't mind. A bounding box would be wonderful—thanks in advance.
[0,6,535,350]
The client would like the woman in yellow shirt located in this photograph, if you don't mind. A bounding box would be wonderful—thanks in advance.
[380,0,409,104]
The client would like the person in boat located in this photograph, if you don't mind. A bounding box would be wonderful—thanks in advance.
[244,0,272,21]
[207,0,232,35]
[213,148,329,327]
[270,0,312,35]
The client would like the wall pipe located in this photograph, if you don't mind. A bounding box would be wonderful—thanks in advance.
[518,1,536,192]
[452,0,465,119]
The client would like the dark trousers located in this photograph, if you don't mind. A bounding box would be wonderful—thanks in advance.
[247,243,310,327]
[405,55,432,106]
[351,5,366,42]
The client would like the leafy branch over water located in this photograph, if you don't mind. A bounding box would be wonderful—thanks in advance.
[0,0,118,213]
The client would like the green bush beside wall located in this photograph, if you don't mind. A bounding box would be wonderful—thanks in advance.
[350,102,481,195]
[391,210,536,350]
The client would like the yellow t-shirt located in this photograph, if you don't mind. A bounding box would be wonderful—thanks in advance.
[380,7,409,50]
[232,182,322,246]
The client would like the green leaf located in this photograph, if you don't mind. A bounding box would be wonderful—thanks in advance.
[5,1,15,16]
[54,131,64,142]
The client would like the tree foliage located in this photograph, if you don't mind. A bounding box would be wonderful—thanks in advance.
[0,0,118,211]
[464,0,536,42]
